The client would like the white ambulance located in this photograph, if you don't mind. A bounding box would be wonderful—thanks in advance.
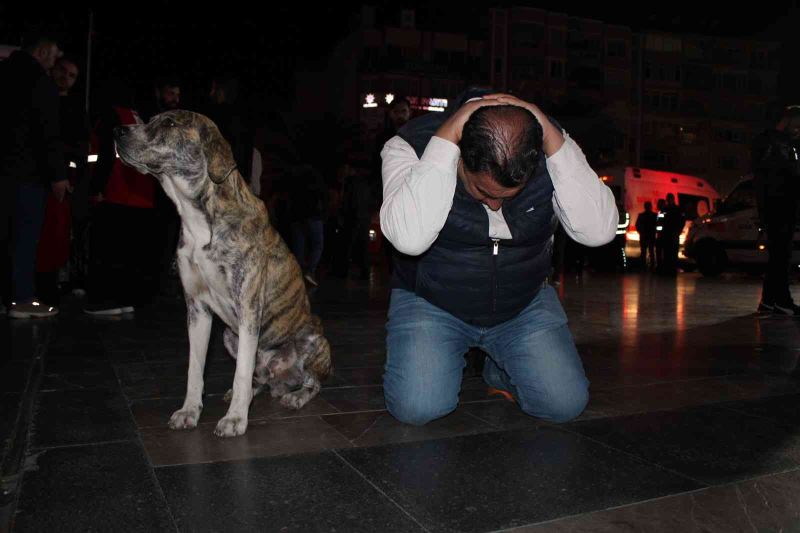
[596,166,721,265]
[683,177,800,276]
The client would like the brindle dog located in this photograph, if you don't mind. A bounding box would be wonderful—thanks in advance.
[115,110,331,437]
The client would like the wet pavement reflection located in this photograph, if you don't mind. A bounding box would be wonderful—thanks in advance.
[4,270,800,532]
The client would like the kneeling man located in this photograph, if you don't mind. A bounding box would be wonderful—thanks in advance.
[379,90,618,425]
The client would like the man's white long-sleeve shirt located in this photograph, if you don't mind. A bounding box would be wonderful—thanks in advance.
[379,132,619,256]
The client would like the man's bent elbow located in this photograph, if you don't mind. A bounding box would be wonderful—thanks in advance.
[379,222,431,256]
[386,237,431,256]
[574,222,617,248]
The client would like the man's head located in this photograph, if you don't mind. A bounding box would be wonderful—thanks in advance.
[388,97,411,129]
[458,105,543,211]
[666,193,676,206]
[777,105,800,140]
[644,201,652,212]
[52,57,79,95]
[155,76,181,110]
[23,30,62,71]
[210,75,240,105]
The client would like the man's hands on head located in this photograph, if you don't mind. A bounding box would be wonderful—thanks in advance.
[484,94,565,156]
[434,97,505,145]
[435,93,565,157]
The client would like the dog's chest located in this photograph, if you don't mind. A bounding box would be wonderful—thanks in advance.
[178,236,238,325]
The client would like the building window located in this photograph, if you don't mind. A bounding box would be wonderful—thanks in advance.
[645,34,682,52]
[401,9,415,29]
[549,29,565,49]
[645,91,679,111]
[684,40,708,60]
[607,40,626,58]
[748,77,763,95]
[643,150,674,168]
[679,126,698,145]
[644,63,680,82]
[605,69,627,89]
[717,155,739,170]
[713,129,749,144]
[512,22,544,49]
[549,59,564,79]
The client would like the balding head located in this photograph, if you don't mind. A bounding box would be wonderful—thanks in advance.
[459,105,543,189]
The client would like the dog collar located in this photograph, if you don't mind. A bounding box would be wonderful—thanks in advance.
[211,165,237,185]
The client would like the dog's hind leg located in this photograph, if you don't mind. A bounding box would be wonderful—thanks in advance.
[169,298,213,430]
[223,328,238,360]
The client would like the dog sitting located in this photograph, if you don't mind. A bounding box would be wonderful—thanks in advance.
[114,110,332,437]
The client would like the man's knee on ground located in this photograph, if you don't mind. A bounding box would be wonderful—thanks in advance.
[386,398,456,426]
[519,386,589,423]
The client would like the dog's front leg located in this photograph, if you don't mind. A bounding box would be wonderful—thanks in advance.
[214,323,257,437]
[169,298,212,430]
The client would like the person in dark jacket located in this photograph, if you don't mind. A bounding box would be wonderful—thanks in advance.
[288,165,327,286]
[84,82,157,315]
[0,30,69,318]
[201,75,253,180]
[138,75,182,296]
[379,90,618,426]
[659,193,685,275]
[35,56,90,305]
[752,106,800,316]
[636,202,657,270]
[338,167,374,280]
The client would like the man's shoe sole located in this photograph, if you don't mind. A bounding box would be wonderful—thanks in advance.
[9,310,58,319]
[773,304,800,317]
[84,308,124,316]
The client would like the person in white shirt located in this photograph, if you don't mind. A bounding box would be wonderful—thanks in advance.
[379,91,618,425]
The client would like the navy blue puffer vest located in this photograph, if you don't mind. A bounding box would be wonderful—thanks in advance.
[391,89,557,327]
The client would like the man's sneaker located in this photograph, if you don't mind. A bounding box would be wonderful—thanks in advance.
[773,302,800,317]
[304,274,319,287]
[487,387,516,403]
[84,304,125,316]
[757,301,775,314]
[9,301,59,319]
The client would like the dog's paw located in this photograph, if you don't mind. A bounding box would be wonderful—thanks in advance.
[280,390,312,410]
[168,406,201,430]
[214,415,248,437]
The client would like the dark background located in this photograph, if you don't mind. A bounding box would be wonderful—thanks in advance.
[2,1,798,117]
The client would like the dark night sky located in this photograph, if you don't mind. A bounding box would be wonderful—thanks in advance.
[1,2,797,113]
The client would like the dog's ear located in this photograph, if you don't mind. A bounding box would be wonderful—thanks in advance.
[202,127,236,184]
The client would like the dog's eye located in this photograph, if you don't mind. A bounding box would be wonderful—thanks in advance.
[165,119,177,128]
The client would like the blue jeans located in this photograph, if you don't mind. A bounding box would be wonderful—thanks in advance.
[290,218,324,275]
[384,285,589,425]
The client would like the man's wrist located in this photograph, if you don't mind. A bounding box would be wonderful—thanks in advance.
[542,123,565,157]
[434,124,459,145]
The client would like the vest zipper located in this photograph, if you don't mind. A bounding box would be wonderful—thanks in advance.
[491,239,500,316]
